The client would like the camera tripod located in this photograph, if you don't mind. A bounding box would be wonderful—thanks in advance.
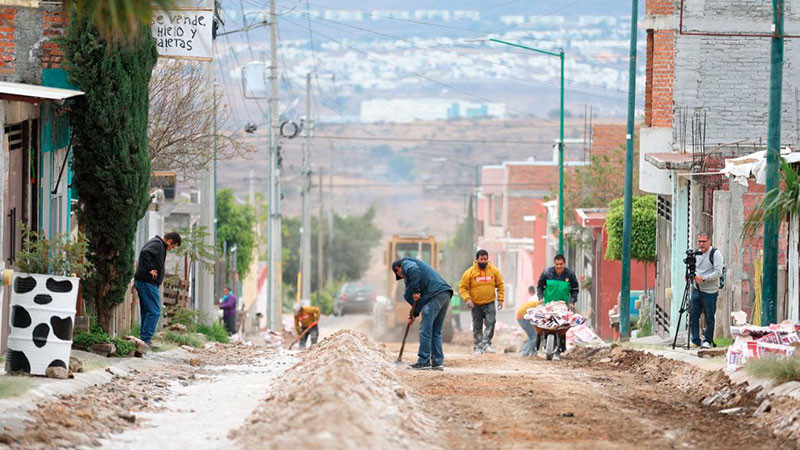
[671,275,695,349]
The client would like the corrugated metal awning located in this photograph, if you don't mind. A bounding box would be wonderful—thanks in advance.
[0,81,84,104]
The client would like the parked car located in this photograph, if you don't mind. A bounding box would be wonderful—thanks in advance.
[333,282,377,316]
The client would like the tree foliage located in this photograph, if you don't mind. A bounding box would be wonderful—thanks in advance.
[743,159,800,237]
[563,140,639,226]
[605,195,656,263]
[62,17,157,331]
[148,60,254,179]
[442,200,475,286]
[63,0,175,44]
[282,206,382,296]
[216,189,256,278]
[172,225,216,274]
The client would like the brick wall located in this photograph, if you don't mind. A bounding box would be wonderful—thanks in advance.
[650,30,675,128]
[506,164,561,190]
[506,197,539,238]
[41,7,66,69]
[591,124,626,157]
[0,5,69,81]
[646,0,676,15]
[0,8,16,75]
[672,1,799,146]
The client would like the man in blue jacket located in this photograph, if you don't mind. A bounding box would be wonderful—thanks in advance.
[391,257,453,371]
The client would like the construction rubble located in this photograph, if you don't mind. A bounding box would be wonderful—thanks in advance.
[233,330,438,450]
[725,311,800,372]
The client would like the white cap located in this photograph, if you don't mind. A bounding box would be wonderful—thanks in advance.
[293,303,302,314]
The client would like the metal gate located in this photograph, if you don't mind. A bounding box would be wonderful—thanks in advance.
[654,195,673,338]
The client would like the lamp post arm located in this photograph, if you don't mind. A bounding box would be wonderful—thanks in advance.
[488,38,562,58]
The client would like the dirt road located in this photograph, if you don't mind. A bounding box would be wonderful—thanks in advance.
[3,327,798,449]
[400,343,792,449]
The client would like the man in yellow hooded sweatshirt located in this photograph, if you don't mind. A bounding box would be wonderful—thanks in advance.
[459,249,505,354]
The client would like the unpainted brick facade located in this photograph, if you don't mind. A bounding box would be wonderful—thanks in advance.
[645,0,799,145]
[0,3,68,82]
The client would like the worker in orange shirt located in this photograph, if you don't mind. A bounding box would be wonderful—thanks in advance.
[293,304,321,349]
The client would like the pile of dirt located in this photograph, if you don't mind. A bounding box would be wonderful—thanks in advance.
[233,330,439,450]
[569,346,800,442]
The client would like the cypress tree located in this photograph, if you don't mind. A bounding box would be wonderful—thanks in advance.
[61,17,157,331]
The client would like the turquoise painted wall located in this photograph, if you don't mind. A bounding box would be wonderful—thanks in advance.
[669,175,690,337]
[40,68,76,237]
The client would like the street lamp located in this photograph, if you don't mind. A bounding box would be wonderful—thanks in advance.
[470,38,566,254]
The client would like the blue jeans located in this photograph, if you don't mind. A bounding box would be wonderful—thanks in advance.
[417,291,451,366]
[517,318,538,356]
[135,281,161,344]
[690,289,718,346]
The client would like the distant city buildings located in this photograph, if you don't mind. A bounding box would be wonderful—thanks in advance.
[360,98,506,123]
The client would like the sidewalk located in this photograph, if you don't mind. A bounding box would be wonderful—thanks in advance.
[627,334,800,402]
[0,348,190,433]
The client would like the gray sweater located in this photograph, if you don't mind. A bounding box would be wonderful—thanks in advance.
[695,247,724,293]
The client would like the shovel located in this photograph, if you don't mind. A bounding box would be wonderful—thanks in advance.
[395,298,418,365]
[288,320,319,349]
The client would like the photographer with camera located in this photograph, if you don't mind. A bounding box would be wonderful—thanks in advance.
[689,232,724,349]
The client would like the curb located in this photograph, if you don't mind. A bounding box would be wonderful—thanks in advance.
[0,348,186,432]
[641,346,800,405]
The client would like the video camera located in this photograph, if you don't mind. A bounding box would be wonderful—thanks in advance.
[683,249,703,278]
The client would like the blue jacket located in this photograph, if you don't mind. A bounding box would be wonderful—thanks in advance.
[400,258,453,317]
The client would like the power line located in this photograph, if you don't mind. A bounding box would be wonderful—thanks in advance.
[322,182,565,188]
[314,135,557,144]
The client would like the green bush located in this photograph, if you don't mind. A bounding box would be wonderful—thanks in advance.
[306,280,344,315]
[170,307,200,332]
[112,338,136,357]
[163,331,204,348]
[72,330,135,357]
[197,322,230,343]
[714,337,734,348]
[744,355,800,383]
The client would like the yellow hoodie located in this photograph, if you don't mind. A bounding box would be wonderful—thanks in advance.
[458,262,505,306]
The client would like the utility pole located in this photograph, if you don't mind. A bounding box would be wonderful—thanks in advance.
[762,0,785,326]
[197,0,217,321]
[266,0,282,330]
[557,48,565,255]
[248,169,255,206]
[317,170,324,302]
[300,73,312,303]
[327,157,334,283]
[619,0,640,340]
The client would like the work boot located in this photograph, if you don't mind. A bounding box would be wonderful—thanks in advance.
[409,362,431,370]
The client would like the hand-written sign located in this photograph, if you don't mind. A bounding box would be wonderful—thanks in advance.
[152,10,213,61]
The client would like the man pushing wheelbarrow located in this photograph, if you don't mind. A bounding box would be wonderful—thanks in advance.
[532,254,580,360]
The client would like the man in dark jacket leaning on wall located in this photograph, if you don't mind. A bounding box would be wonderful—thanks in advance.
[134,232,182,345]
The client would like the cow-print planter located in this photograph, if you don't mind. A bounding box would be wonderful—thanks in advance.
[5,273,78,376]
